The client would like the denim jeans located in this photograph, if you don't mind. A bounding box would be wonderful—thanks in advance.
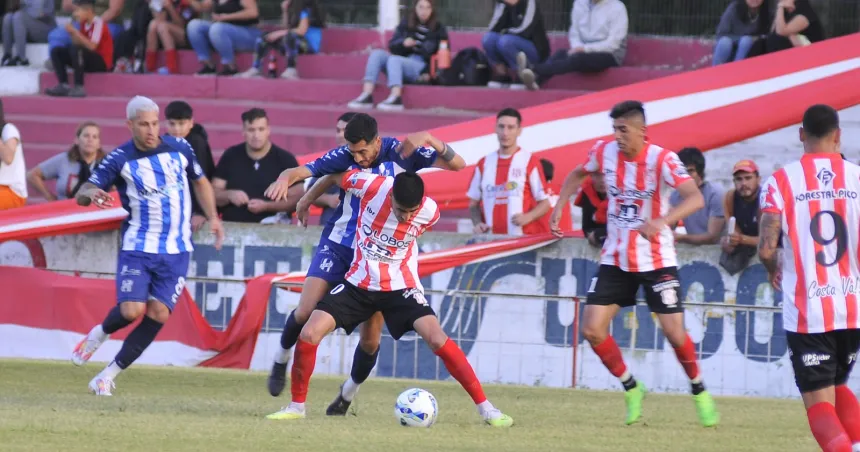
[363,48,425,88]
[481,31,539,69]
[47,22,123,53]
[712,35,757,66]
[186,19,262,65]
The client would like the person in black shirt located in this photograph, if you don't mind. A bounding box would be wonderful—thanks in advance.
[165,100,215,232]
[304,111,353,226]
[212,108,302,223]
[767,0,825,53]
[573,172,607,248]
[719,159,761,275]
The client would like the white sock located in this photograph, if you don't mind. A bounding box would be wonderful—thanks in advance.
[341,377,360,402]
[288,401,305,412]
[275,346,291,364]
[477,400,495,416]
[100,361,122,380]
[90,324,107,342]
[619,370,632,383]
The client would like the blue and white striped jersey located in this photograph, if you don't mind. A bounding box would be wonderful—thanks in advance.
[88,135,205,254]
[305,137,438,247]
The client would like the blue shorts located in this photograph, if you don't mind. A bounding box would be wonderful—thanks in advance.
[116,251,190,311]
[306,238,353,283]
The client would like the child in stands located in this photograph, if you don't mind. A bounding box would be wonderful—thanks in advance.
[45,0,113,97]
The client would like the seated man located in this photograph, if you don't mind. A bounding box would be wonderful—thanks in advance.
[719,159,761,275]
[265,170,513,428]
[1,0,57,66]
[518,0,628,90]
[44,0,113,98]
[671,147,725,246]
[481,0,549,89]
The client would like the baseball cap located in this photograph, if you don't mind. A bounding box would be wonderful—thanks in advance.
[732,159,758,174]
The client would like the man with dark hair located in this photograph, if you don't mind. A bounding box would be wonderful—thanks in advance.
[266,169,513,428]
[670,147,725,246]
[549,99,719,427]
[468,107,551,236]
[758,104,860,452]
[212,108,302,223]
[263,112,466,415]
[303,112,356,225]
[538,158,573,234]
[165,100,215,232]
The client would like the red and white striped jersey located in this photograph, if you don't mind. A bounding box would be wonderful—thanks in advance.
[760,154,860,334]
[466,148,550,236]
[584,140,691,272]
[341,170,440,292]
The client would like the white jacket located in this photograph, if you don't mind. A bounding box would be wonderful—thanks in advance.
[568,0,628,65]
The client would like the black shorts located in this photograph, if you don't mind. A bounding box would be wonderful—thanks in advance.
[316,282,436,340]
[786,329,860,393]
[586,265,683,314]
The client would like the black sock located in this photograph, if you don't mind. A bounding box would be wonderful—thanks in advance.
[101,306,133,334]
[349,345,379,385]
[691,381,706,395]
[114,316,163,369]
[621,375,638,391]
[279,310,302,351]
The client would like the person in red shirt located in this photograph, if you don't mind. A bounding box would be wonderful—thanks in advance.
[574,172,608,247]
[539,158,574,234]
[45,0,113,98]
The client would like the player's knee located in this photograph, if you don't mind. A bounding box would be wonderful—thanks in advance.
[358,334,380,353]
[581,323,607,345]
[425,331,448,351]
[298,325,323,345]
[119,302,146,321]
[293,304,313,324]
[146,302,171,323]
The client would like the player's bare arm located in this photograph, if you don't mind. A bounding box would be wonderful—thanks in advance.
[75,182,113,208]
[258,183,304,216]
[757,211,783,290]
[641,179,704,240]
[265,165,313,201]
[397,131,466,171]
[296,174,340,227]
[550,165,589,237]
[191,177,225,250]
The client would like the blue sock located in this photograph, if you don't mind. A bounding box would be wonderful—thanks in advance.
[114,316,163,369]
[349,344,379,384]
[101,306,133,334]
[280,310,302,351]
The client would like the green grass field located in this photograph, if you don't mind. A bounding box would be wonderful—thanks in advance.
[0,359,815,452]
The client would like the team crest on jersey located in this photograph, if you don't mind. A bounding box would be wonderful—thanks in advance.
[817,167,835,186]
[511,168,523,178]
[418,147,434,159]
[163,157,183,185]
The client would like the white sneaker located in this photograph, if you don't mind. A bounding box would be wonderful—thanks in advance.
[280,67,298,79]
[265,402,306,420]
[236,66,261,78]
[88,375,115,396]
[71,329,108,366]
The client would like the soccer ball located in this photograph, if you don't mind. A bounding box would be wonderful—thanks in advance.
[394,388,438,428]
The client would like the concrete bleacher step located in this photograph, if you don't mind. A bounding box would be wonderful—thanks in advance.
[9,113,365,156]
[2,96,483,135]
[38,72,587,111]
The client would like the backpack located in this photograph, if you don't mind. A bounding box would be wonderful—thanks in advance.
[436,47,490,87]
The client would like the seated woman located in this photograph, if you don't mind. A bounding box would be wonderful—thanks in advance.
[238,0,324,79]
[44,0,113,98]
[27,121,105,201]
[712,0,769,65]
[482,0,549,89]
[766,0,824,53]
[347,0,447,111]
[186,0,260,76]
[144,0,197,74]
[1,0,56,66]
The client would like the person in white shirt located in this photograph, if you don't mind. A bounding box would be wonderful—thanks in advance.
[517,0,628,91]
[0,99,27,209]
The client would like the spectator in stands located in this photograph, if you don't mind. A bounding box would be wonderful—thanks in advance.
[45,0,123,67]
[517,0,627,91]
[44,0,113,97]
[303,111,352,225]
[539,158,574,234]
[212,108,303,223]
[1,0,56,66]
[573,172,607,248]
[712,0,770,65]
[468,108,550,236]
[237,0,324,79]
[482,0,549,89]
[0,99,27,209]
[766,0,824,53]
[165,101,215,232]
[26,121,104,201]
[719,159,761,275]
[111,1,152,73]
[186,0,261,76]
[671,147,725,245]
[141,0,197,74]
[346,0,447,111]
